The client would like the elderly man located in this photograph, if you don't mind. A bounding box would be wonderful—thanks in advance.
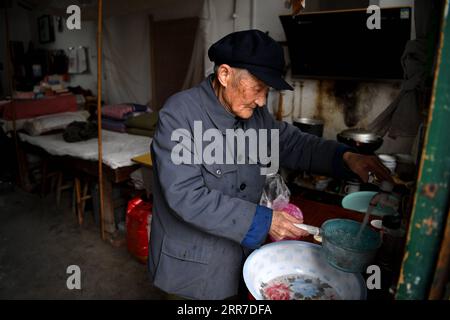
[149,30,391,300]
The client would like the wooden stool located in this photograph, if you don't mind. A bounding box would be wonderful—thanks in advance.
[40,157,60,197]
[74,176,92,225]
[56,171,74,208]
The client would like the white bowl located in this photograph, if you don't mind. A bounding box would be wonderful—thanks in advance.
[243,241,367,300]
[370,219,383,230]
[378,154,396,163]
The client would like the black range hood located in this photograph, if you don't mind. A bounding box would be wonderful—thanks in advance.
[280,7,412,81]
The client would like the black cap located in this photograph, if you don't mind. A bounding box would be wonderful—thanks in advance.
[208,30,293,91]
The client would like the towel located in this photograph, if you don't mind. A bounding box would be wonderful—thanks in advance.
[68,47,88,74]
[368,40,427,138]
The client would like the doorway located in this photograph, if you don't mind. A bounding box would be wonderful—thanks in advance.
[150,17,199,110]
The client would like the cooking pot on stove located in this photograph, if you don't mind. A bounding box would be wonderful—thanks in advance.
[295,219,382,273]
[337,128,383,154]
[294,118,324,137]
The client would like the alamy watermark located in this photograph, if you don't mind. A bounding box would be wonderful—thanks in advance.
[65,4,383,32]
[66,265,81,290]
[170,121,279,175]
[66,5,81,30]
[367,5,381,30]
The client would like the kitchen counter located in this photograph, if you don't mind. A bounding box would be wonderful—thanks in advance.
[291,194,366,226]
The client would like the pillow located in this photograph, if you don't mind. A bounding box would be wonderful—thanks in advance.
[23,110,90,136]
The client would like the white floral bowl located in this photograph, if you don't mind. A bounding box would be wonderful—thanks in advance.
[243,241,367,300]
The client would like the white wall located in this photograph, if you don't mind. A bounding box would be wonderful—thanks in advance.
[29,14,98,95]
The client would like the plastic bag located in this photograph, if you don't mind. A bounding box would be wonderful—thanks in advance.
[260,173,304,242]
[126,196,152,264]
[260,173,291,210]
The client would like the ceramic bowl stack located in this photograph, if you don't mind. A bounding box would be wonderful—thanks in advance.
[378,154,397,175]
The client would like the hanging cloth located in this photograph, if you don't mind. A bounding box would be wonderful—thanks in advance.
[368,39,427,138]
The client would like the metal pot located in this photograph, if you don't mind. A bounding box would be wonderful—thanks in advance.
[321,219,381,273]
[296,219,382,273]
[294,118,324,137]
[337,128,383,154]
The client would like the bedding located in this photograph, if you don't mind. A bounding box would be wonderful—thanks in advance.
[101,104,150,120]
[19,130,152,169]
[125,112,158,130]
[1,94,78,120]
[101,117,127,133]
[125,127,154,137]
[23,111,90,136]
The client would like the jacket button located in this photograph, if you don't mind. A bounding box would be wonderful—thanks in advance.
[240,183,246,191]
[216,169,222,175]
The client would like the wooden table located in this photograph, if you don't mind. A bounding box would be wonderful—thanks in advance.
[131,153,152,168]
[131,153,153,196]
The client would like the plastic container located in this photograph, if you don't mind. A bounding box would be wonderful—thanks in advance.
[126,197,152,264]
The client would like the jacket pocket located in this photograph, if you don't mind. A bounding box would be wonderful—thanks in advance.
[203,164,237,178]
[154,237,211,298]
[161,237,211,264]
[202,164,238,194]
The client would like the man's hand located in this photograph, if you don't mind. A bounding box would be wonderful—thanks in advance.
[268,211,310,241]
[343,152,393,183]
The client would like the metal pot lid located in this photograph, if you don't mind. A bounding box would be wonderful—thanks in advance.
[338,128,381,143]
[294,117,324,125]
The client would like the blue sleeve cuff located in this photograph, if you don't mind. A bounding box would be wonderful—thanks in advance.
[332,144,359,180]
[241,205,273,249]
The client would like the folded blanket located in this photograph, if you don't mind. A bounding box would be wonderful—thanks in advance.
[101,117,127,133]
[129,103,149,112]
[126,127,155,137]
[125,112,158,131]
[2,95,78,120]
[101,103,151,120]
[101,104,134,120]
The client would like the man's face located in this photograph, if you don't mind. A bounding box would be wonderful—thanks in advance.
[223,69,269,119]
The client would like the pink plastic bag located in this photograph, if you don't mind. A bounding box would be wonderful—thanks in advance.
[278,203,303,220]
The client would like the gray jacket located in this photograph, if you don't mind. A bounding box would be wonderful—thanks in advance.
[149,76,343,299]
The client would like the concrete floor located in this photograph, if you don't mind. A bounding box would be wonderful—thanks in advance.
[0,188,165,299]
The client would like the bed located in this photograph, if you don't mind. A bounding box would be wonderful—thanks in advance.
[19,130,152,169]
[17,129,152,237]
